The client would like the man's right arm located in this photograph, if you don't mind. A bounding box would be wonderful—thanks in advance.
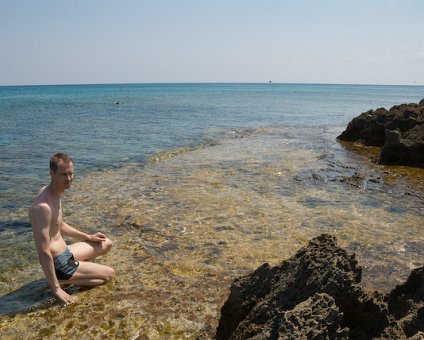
[31,204,76,305]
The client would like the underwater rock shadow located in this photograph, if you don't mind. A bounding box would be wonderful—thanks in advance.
[0,279,59,316]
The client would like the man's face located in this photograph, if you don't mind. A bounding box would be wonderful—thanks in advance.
[51,160,74,191]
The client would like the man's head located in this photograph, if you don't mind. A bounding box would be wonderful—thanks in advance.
[49,153,74,191]
[50,153,73,173]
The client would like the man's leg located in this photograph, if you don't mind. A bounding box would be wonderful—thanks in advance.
[69,237,113,261]
[64,261,115,286]
[65,238,115,286]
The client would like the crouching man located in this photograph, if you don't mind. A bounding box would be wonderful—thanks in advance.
[29,153,116,306]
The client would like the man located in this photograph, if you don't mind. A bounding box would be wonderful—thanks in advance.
[29,153,115,306]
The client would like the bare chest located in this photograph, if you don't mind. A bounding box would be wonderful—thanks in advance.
[50,202,63,231]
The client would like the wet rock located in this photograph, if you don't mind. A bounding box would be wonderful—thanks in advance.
[216,234,424,339]
[337,99,424,168]
[338,173,365,188]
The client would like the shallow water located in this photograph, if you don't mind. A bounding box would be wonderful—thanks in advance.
[1,125,423,339]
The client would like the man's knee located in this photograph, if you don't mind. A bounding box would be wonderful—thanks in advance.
[101,237,113,254]
[103,266,116,282]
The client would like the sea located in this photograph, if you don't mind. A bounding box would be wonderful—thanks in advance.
[0,83,423,338]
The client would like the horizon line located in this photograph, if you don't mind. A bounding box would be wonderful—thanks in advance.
[1,81,423,88]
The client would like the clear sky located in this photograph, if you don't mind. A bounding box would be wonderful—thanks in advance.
[1,0,423,86]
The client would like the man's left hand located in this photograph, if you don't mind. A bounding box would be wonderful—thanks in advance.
[87,232,107,243]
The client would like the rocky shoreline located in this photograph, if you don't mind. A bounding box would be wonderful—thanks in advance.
[337,99,424,168]
[216,234,424,339]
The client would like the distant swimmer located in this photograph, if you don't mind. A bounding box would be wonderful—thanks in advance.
[29,153,115,306]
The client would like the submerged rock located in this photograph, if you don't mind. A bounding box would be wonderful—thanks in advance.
[216,234,424,339]
[337,99,424,168]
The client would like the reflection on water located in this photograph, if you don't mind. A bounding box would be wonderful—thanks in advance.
[1,126,423,339]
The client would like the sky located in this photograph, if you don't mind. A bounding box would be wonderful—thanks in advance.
[1,0,423,86]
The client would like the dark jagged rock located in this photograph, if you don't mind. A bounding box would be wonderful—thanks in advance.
[379,125,424,167]
[274,293,349,339]
[337,99,424,168]
[386,266,424,337]
[216,234,424,339]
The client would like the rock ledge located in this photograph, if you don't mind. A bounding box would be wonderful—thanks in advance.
[337,99,424,168]
[216,234,424,339]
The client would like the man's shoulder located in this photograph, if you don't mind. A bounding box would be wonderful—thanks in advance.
[29,201,52,219]
[31,200,51,210]
[30,188,52,216]
[31,186,50,205]
[34,185,49,199]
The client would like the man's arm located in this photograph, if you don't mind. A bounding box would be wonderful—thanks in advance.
[31,204,76,305]
[61,221,107,243]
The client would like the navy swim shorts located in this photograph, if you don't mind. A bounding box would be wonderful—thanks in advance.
[53,246,79,280]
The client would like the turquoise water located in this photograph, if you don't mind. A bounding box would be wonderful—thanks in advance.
[1,83,423,214]
[1,83,424,338]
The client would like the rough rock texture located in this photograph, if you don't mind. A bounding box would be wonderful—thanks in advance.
[216,234,424,339]
[379,125,424,167]
[337,99,424,168]
[386,266,424,338]
[277,293,349,339]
